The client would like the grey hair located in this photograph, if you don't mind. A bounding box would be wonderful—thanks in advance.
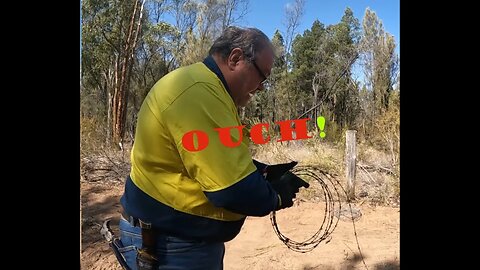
[209,26,272,62]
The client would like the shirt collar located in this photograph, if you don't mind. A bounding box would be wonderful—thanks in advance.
[203,55,231,95]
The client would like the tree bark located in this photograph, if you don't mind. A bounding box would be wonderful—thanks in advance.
[112,0,146,147]
[345,130,357,201]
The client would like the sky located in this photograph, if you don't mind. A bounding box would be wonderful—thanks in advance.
[80,0,400,78]
[80,0,399,55]
[241,0,400,55]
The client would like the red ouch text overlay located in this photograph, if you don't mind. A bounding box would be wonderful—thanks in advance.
[181,118,321,152]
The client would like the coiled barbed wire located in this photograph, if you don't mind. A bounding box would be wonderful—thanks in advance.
[270,165,368,269]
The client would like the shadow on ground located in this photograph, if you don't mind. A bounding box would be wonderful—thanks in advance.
[302,252,399,270]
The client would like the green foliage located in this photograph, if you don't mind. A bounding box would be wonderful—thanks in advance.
[285,9,362,135]
[81,0,140,92]
[82,0,147,144]
[82,2,400,158]
[360,8,399,115]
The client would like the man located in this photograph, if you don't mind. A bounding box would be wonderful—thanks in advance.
[117,26,309,270]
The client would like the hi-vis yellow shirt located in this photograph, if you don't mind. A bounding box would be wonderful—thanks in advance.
[130,62,256,221]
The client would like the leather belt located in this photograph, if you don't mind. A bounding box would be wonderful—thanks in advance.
[120,207,159,268]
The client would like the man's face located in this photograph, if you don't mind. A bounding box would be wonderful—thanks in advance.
[234,49,274,107]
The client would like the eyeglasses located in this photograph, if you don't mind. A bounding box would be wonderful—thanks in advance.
[252,60,268,85]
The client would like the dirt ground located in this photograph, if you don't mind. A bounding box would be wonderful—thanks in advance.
[81,180,399,270]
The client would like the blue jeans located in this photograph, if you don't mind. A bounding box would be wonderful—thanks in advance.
[118,218,225,270]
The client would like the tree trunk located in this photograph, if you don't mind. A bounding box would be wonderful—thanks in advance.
[111,0,146,147]
[312,72,319,124]
[107,91,112,145]
[345,130,357,201]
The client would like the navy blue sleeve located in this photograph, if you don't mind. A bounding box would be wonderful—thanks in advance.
[204,170,278,217]
[253,159,268,172]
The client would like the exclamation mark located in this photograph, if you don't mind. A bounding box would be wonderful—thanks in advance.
[317,116,326,138]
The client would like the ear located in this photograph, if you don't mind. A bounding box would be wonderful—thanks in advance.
[227,48,244,70]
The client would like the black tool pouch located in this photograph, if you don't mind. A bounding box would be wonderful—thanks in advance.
[136,249,158,270]
[136,220,158,270]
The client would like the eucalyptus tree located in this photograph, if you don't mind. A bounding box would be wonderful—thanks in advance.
[82,0,146,147]
[360,8,399,116]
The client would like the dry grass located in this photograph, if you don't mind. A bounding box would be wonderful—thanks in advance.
[80,126,399,207]
[356,144,400,206]
[358,144,395,169]
[251,135,400,207]
[251,136,343,174]
[80,151,131,183]
[80,116,134,183]
[80,116,108,157]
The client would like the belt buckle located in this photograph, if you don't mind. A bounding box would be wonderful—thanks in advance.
[139,219,152,229]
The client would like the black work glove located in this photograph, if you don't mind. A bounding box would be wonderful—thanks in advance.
[282,171,310,193]
[270,177,295,210]
[269,170,310,210]
[264,161,298,182]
